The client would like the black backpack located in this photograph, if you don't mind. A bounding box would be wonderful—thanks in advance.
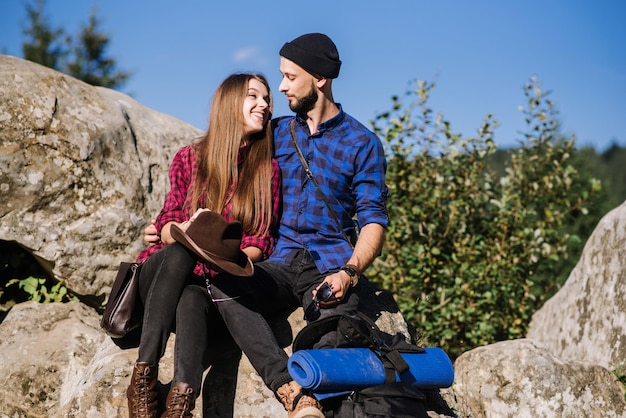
[321,381,428,418]
[292,312,431,418]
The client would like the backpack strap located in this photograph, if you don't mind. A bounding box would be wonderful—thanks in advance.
[382,349,410,377]
[289,119,355,249]
[293,315,343,352]
[292,311,425,382]
[338,312,424,381]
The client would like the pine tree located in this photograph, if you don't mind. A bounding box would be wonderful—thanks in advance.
[22,0,67,70]
[21,0,131,90]
[66,10,131,89]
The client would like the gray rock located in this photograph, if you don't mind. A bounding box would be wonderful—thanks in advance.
[0,298,414,418]
[0,301,109,417]
[527,201,626,370]
[0,54,201,297]
[451,339,626,417]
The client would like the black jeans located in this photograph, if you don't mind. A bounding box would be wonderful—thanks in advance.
[209,250,359,393]
[137,243,236,394]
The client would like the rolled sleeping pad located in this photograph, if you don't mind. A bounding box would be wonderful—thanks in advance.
[288,347,454,394]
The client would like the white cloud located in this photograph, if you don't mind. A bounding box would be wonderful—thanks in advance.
[233,47,260,62]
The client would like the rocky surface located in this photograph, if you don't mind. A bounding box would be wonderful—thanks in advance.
[1,55,625,417]
[0,285,420,418]
[527,201,626,370]
[0,54,200,298]
[451,339,626,417]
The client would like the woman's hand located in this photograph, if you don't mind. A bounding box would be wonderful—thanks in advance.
[242,246,263,262]
[189,208,211,222]
[162,208,212,244]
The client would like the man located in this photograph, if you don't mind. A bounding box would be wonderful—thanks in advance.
[208,33,389,418]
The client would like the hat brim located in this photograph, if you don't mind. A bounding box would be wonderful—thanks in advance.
[170,224,254,277]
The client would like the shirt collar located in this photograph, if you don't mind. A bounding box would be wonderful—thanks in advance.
[295,103,345,136]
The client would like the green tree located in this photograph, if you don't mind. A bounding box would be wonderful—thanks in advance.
[66,9,131,88]
[21,0,131,89]
[22,0,67,70]
[368,76,602,359]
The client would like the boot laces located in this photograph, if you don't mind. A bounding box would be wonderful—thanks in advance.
[132,367,156,413]
[163,386,194,418]
[276,381,300,411]
[295,393,320,410]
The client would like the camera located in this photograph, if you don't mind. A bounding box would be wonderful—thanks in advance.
[304,282,334,321]
[316,282,333,302]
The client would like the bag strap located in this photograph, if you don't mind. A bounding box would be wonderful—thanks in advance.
[349,311,412,379]
[348,311,429,380]
[289,119,355,249]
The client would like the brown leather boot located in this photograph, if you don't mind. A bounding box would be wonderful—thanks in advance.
[161,382,196,418]
[127,362,158,418]
[276,380,324,418]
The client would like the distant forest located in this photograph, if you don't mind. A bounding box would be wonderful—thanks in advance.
[491,142,626,213]
[490,141,626,282]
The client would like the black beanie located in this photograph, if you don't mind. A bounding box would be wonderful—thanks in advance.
[279,33,341,79]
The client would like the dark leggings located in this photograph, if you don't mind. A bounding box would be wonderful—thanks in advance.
[137,243,196,364]
[137,243,236,394]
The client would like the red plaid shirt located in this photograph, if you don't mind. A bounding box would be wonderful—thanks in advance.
[136,144,281,277]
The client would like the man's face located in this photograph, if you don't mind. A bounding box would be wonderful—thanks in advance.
[278,57,318,114]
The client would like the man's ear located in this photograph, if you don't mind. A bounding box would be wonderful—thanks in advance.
[315,76,328,89]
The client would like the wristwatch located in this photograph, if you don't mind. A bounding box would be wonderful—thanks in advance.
[340,264,359,287]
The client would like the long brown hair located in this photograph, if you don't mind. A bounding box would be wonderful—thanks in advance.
[189,73,274,235]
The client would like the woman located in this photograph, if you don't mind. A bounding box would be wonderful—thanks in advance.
[127,73,281,418]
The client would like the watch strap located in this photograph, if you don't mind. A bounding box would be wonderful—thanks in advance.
[340,264,359,287]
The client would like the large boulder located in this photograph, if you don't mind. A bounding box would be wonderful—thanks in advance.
[445,201,626,417]
[0,301,281,418]
[0,54,201,297]
[527,201,626,370]
[451,339,626,417]
[0,295,420,418]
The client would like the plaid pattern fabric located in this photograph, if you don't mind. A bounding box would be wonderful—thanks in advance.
[269,106,388,273]
[136,144,281,277]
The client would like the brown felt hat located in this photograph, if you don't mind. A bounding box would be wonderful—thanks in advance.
[170,210,253,277]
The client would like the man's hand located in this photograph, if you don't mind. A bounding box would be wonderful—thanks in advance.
[315,270,352,307]
[144,219,160,245]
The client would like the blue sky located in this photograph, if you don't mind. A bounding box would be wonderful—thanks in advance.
[1,0,625,151]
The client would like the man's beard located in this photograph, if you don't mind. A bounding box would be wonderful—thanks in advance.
[290,84,318,115]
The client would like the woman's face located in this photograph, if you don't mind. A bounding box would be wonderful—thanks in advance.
[242,78,271,138]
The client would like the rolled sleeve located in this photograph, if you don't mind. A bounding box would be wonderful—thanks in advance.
[353,137,389,229]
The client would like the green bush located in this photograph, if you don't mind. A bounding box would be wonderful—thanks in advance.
[7,276,76,303]
[1,242,77,305]
[368,76,602,359]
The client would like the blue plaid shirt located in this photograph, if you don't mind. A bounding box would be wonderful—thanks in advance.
[269,105,389,273]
